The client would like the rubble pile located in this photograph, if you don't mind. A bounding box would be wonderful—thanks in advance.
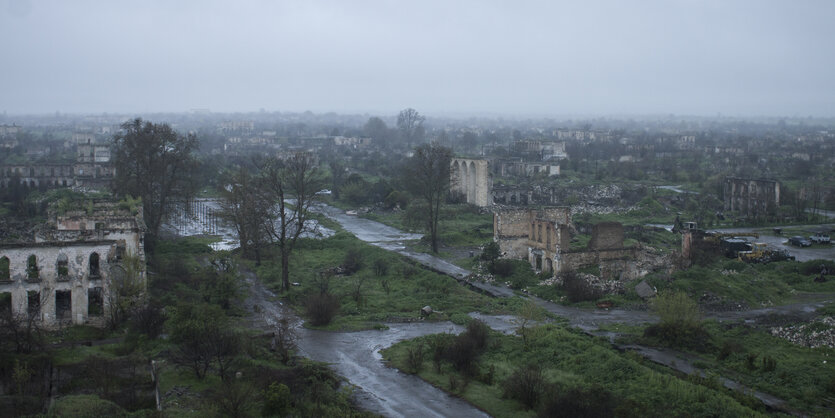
[770,316,835,348]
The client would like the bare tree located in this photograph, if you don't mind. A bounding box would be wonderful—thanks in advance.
[404,143,453,253]
[112,118,199,240]
[397,108,426,147]
[260,153,325,291]
[219,165,273,264]
[106,253,146,329]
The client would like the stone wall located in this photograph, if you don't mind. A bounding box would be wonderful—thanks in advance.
[588,222,624,250]
[723,177,780,217]
[450,158,492,207]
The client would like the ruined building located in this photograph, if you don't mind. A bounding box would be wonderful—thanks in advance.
[0,200,145,328]
[493,207,571,274]
[494,208,652,281]
[723,177,780,218]
[450,158,492,207]
[0,132,114,190]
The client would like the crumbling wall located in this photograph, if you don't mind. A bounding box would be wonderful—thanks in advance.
[0,241,119,327]
[450,158,492,207]
[723,177,780,217]
[588,222,624,250]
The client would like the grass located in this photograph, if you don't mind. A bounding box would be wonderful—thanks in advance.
[616,319,835,415]
[644,258,835,307]
[251,232,520,330]
[382,324,766,417]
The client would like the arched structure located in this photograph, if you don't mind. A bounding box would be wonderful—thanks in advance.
[450,158,492,207]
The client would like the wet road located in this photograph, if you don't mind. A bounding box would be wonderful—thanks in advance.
[241,204,834,416]
[243,267,489,418]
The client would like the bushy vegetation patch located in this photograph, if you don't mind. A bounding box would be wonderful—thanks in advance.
[383,324,764,417]
[252,232,516,330]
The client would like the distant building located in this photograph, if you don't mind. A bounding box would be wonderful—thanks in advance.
[723,177,780,218]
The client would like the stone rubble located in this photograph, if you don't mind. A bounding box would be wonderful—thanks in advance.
[770,316,835,348]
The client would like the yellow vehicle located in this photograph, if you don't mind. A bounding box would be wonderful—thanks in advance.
[738,242,767,262]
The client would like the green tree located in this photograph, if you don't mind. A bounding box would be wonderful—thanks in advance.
[404,143,453,253]
[112,118,198,240]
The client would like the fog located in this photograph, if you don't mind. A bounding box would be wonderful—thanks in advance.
[2,0,834,117]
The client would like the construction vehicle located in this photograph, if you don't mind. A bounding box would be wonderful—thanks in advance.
[738,242,795,263]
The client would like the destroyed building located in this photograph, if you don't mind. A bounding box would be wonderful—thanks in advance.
[0,133,115,190]
[0,200,145,328]
[723,177,780,218]
[494,208,661,282]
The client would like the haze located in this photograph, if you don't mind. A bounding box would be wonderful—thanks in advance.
[2,0,834,117]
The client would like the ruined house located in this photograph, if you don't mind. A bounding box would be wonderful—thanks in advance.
[493,207,571,274]
[450,158,492,207]
[0,200,145,328]
[723,177,780,218]
[494,208,653,281]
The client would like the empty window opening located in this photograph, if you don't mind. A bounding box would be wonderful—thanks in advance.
[546,258,553,273]
[0,292,11,315]
[57,254,69,279]
[27,291,40,318]
[55,290,71,320]
[26,255,39,280]
[88,287,103,317]
[535,255,542,271]
[89,253,100,278]
[0,256,9,281]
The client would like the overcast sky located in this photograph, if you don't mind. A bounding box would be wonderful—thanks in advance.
[2,0,834,117]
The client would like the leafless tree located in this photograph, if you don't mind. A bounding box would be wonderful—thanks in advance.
[219,165,273,264]
[404,143,453,253]
[259,153,325,291]
[397,108,426,146]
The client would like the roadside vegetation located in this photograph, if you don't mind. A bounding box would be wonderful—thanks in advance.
[382,318,767,417]
[249,232,520,331]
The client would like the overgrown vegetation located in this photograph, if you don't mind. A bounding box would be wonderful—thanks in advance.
[383,322,766,417]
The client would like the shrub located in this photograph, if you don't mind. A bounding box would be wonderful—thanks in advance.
[342,248,363,274]
[562,271,603,303]
[305,293,340,326]
[372,259,388,276]
[717,340,744,361]
[652,290,700,328]
[538,385,616,418]
[263,382,291,417]
[464,319,489,351]
[503,364,546,409]
[762,355,777,372]
[489,259,514,278]
[481,242,500,262]
[406,344,425,374]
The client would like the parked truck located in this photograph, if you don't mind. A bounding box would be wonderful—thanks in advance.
[810,232,831,245]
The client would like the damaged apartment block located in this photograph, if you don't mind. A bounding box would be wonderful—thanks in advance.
[0,200,145,328]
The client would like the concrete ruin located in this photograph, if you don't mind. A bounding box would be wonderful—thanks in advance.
[450,158,492,207]
[493,208,663,282]
[0,134,114,190]
[493,207,571,274]
[723,177,780,218]
[0,200,145,328]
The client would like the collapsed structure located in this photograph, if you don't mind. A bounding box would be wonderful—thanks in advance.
[493,208,668,285]
[0,200,145,328]
[723,177,780,218]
